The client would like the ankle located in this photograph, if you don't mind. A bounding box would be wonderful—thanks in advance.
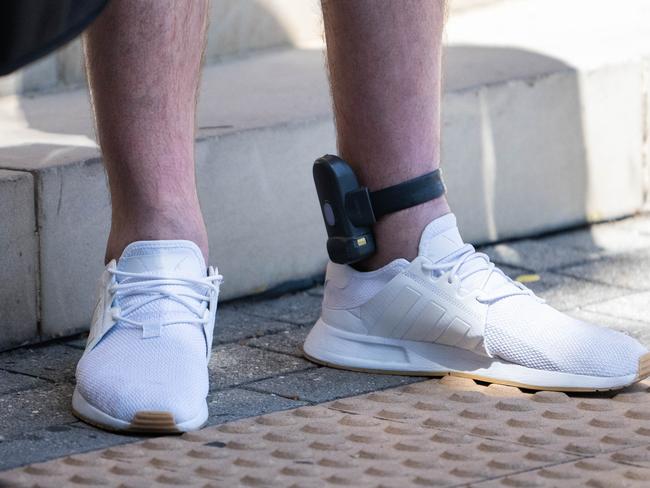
[352,197,450,271]
[106,207,209,263]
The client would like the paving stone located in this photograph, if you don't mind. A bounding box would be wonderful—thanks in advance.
[560,250,650,291]
[0,423,136,472]
[206,388,307,426]
[0,370,48,395]
[209,344,315,390]
[305,285,324,297]
[540,219,650,256]
[498,264,631,311]
[480,239,600,272]
[0,345,82,384]
[60,334,88,350]
[567,309,650,347]
[232,290,322,326]
[213,305,297,344]
[246,367,424,403]
[580,291,650,330]
[0,384,76,439]
[606,213,650,235]
[244,326,311,357]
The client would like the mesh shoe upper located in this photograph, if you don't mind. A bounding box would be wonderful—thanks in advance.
[485,296,646,377]
[76,323,209,422]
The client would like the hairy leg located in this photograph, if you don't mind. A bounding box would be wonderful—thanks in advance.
[322,0,449,270]
[84,0,209,262]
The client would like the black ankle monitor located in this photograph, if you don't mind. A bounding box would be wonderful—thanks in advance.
[313,154,446,265]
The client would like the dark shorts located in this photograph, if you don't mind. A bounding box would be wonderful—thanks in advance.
[0,0,109,76]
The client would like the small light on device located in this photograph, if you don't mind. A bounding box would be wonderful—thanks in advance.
[356,237,367,247]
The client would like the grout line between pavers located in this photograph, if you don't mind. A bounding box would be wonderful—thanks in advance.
[0,367,56,385]
[210,363,320,394]
[236,310,316,328]
[463,457,595,487]
[242,373,426,405]
[243,341,306,359]
[240,384,318,404]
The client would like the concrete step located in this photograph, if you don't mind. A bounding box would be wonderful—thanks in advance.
[0,0,325,97]
[1,0,650,349]
[0,0,497,97]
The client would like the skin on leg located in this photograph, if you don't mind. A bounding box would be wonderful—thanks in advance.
[84,0,209,263]
[322,0,449,270]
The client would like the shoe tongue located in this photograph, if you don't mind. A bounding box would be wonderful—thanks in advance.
[418,213,465,263]
[418,214,514,294]
[117,240,206,280]
[115,241,207,332]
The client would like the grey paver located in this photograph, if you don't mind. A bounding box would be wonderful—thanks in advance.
[244,326,311,357]
[214,305,297,344]
[539,221,650,256]
[579,291,650,331]
[605,213,650,235]
[0,370,48,395]
[560,250,650,291]
[0,384,76,439]
[567,308,650,346]
[498,264,631,311]
[209,344,315,390]
[206,388,307,426]
[0,345,81,384]
[60,334,88,350]
[246,367,424,403]
[0,422,136,472]
[232,290,322,326]
[305,285,324,297]
[480,238,601,272]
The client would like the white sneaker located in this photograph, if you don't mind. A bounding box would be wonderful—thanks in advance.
[304,214,650,391]
[73,240,222,432]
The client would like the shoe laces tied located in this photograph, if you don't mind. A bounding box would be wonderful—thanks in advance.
[420,243,540,303]
[108,269,223,331]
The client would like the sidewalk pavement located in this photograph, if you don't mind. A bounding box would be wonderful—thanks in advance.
[1,214,650,484]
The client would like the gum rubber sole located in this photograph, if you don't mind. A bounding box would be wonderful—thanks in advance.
[304,349,650,393]
[303,320,650,393]
[71,388,206,434]
[72,408,182,435]
[129,412,180,433]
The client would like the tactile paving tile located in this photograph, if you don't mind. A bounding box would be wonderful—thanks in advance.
[475,457,650,487]
[1,377,650,488]
[328,376,650,456]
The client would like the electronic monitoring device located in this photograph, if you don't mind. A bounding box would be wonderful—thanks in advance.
[313,154,446,264]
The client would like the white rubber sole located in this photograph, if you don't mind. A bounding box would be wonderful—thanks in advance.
[303,319,646,392]
[72,388,208,433]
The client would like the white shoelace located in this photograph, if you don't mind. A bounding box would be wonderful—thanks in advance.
[421,243,539,303]
[108,269,223,329]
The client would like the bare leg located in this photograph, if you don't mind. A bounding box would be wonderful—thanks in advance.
[84,0,209,262]
[322,0,449,270]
